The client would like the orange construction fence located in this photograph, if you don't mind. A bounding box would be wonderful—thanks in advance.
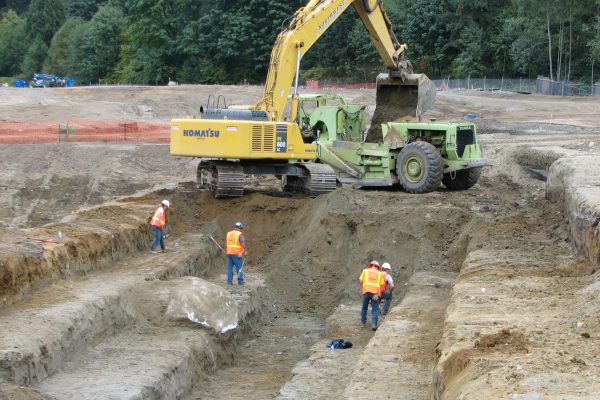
[321,83,376,89]
[304,81,376,90]
[0,120,170,144]
[0,121,60,144]
[66,120,170,143]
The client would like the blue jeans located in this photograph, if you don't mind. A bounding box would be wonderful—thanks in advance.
[150,225,164,251]
[380,291,393,314]
[227,255,245,284]
[361,293,380,326]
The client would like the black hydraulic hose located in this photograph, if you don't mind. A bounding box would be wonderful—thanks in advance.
[361,0,378,13]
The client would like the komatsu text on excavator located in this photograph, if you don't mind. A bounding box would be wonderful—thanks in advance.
[170,0,437,197]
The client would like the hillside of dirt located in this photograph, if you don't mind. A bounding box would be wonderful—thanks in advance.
[0,85,599,400]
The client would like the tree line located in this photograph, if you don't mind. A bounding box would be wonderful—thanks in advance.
[1,0,599,85]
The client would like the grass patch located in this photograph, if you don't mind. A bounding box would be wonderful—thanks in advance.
[0,77,14,86]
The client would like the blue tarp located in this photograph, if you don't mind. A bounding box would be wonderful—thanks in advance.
[13,80,28,88]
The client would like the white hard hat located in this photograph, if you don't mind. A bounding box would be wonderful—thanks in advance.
[381,262,391,271]
[161,200,170,207]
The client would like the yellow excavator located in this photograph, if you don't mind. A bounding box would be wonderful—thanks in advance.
[170,0,436,197]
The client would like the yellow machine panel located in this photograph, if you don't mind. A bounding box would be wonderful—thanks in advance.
[170,118,317,160]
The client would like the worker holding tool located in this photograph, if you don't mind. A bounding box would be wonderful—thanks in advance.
[209,235,226,254]
[359,260,385,331]
[225,222,246,285]
[379,262,395,315]
[149,199,169,254]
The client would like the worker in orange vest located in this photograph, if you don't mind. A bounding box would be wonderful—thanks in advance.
[379,262,395,315]
[226,222,246,285]
[149,200,169,253]
[359,260,385,331]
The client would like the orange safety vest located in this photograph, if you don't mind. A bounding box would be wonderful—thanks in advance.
[150,206,166,229]
[380,270,388,294]
[226,230,245,256]
[360,268,383,295]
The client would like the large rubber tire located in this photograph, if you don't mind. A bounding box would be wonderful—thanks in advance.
[442,167,482,190]
[396,141,443,193]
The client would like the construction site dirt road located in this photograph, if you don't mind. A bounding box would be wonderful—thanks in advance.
[0,85,599,399]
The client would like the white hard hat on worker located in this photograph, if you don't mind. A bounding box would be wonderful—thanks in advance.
[161,200,170,208]
[381,262,391,271]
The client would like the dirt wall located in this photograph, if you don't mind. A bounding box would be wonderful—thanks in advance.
[433,148,600,399]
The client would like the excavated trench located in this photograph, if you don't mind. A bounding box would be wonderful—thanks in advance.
[181,186,476,399]
[1,142,599,399]
[0,179,478,399]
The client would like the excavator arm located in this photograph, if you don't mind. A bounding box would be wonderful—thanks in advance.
[254,0,434,127]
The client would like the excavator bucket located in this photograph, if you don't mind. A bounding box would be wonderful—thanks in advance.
[365,73,437,142]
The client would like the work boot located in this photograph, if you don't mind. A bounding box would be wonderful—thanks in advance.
[372,324,377,331]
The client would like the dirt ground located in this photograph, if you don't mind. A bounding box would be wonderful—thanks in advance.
[0,85,599,399]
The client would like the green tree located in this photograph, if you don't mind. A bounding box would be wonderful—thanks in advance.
[5,0,31,14]
[180,0,301,84]
[302,9,361,80]
[589,0,600,84]
[25,0,66,44]
[345,18,382,81]
[446,0,508,77]
[66,0,101,20]
[0,10,28,76]
[21,36,48,78]
[67,4,124,83]
[45,17,84,76]
[451,25,484,77]
[120,0,209,84]
[502,15,546,77]
[401,0,454,77]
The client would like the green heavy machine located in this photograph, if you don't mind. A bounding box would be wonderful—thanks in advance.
[295,93,486,194]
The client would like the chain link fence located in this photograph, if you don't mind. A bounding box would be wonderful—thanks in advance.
[535,77,599,96]
[433,78,537,93]
[434,76,600,97]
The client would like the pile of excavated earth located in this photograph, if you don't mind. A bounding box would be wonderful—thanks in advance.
[0,85,599,399]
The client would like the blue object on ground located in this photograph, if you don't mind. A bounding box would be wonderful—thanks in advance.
[467,113,477,120]
[13,80,28,88]
[326,339,353,349]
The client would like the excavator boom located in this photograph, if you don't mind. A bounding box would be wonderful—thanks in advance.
[254,0,435,131]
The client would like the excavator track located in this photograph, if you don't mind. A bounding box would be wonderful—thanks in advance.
[197,161,245,198]
[301,163,337,197]
[283,163,337,197]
